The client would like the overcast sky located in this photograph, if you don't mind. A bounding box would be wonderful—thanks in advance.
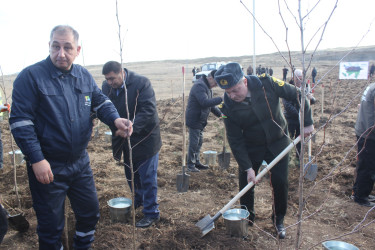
[1,0,375,75]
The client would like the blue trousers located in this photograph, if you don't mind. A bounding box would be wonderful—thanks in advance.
[124,153,160,218]
[353,136,375,202]
[28,153,99,250]
[187,128,204,168]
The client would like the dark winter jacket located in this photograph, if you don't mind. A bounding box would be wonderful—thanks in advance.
[312,68,317,77]
[220,74,313,172]
[355,82,375,141]
[10,56,120,164]
[185,76,222,130]
[102,69,162,164]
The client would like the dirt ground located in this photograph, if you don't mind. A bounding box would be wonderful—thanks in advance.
[0,51,374,249]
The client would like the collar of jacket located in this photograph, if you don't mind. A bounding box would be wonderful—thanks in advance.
[46,56,82,79]
[224,75,263,107]
[123,68,131,86]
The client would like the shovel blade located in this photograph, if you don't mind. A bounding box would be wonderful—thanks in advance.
[195,214,215,237]
[8,214,29,232]
[218,152,230,170]
[304,163,318,181]
[176,173,190,192]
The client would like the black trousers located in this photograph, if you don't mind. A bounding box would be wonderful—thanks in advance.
[239,149,289,224]
[287,119,301,157]
[353,136,375,202]
[0,205,8,244]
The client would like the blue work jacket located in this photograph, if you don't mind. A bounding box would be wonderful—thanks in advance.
[10,56,120,164]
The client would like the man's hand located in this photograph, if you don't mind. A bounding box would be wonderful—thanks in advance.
[304,124,314,137]
[246,168,258,184]
[32,159,54,184]
[0,104,10,112]
[114,118,133,138]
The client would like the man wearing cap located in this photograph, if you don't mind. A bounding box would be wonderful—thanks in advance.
[186,70,223,172]
[215,62,314,239]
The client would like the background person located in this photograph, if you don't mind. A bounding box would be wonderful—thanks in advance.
[214,63,314,239]
[352,82,375,207]
[102,61,162,228]
[246,65,253,75]
[283,69,316,162]
[282,66,289,81]
[9,25,132,250]
[0,91,10,170]
[311,67,317,84]
[185,70,223,172]
[0,197,7,244]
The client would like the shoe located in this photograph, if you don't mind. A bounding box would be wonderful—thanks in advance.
[354,199,375,207]
[351,194,375,203]
[187,166,200,172]
[276,223,286,239]
[136,216,160,228]
[195,163,209,170]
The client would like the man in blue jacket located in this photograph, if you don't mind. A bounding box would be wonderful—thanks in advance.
[185,70,223,172]
[102,61,162,228]
[9,25,132,250]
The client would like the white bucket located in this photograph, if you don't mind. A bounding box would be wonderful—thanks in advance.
[104,131,112,143]
[322,241,358,250]
[9,150,24,165]
[223,208,249,237]
[203,151,217,166]
[107,197,132,223]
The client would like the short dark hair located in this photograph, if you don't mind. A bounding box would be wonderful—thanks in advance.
[208,70,217,78]
[102,61,122,75]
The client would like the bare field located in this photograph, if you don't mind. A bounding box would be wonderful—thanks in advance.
[1,48,375,249]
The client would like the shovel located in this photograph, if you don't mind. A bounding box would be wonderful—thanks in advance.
[304,138,318,181]
[217,127,230,169]
[196,136,301,237]
[176,66,190,192]
[1,204,29,232]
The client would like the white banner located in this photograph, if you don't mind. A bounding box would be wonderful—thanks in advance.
[339,61,369,79]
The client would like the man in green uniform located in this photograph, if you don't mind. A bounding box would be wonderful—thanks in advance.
[215,63,314,239]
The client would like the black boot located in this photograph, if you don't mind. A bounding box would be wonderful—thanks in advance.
[272,215,286,239]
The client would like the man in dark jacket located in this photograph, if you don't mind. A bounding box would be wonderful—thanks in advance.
[215,63,314,239]
[283,69,316,160]
[282,66,289,81]
[311,67,317,83]
[10,25,132,250]
[102,61,162,227]
[186,70,223,172]
[352,83,375,207]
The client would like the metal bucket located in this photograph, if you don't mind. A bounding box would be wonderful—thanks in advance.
[203,151,217,166]
[223,208,249,237]
[9,150,24,165]
[322,241,359,250]
[107,197,132,223]
[105,131,112,143]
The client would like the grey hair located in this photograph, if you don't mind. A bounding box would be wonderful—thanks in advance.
[50,25,79,44]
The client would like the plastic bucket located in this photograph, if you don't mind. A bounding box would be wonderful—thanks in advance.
[105,131,112,143]
[223,208,249,237]
[203,151,217,166]
[9,150,24,165]
[107,197,132,223]
[322,241,359,250]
